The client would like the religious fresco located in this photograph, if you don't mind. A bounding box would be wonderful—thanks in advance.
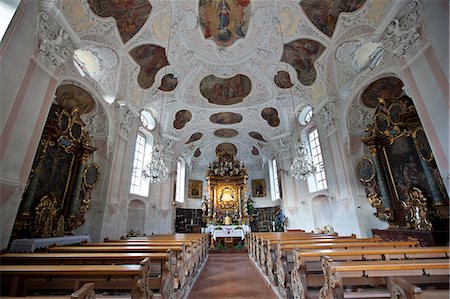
[194,148,202,157]
[281,39,325,86]
[215,143,237,157]
[261,107,280,127]
[300,0,366,37]
[185,132,203,144]
[87,0,152,43]
[129,44,169,89]
[209,112,243,125]
[199,0,251,47]
[55,84,96,115]
[251,146,259,155]
[249,131,267,142]
[361,77,404,108]
[173,110,192,130]
[214,128,239,138]
[158,74,178,92]
[274,71,293,89]
[200,74,252,105]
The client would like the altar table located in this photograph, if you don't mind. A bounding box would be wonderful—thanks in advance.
[10,235,91,252]
[206,225,250,241]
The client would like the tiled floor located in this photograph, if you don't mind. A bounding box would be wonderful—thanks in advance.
[187,253,278,299]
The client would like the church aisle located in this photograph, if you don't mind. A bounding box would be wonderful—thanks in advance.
[187,253,278,299]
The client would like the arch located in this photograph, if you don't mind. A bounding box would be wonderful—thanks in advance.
[311,194,332,231]
[127,199,146,235]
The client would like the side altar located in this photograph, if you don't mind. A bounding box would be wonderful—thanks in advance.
[201,153,252,248]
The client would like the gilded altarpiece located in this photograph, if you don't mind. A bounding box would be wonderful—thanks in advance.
[359,96,449,244]
[11,104,99,241]
[204,154,249,225]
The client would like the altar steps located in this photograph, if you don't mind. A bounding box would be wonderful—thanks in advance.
[209,248,248,254]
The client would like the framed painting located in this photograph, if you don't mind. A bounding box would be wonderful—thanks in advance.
[252,179,266,197]
[188,180,203,199]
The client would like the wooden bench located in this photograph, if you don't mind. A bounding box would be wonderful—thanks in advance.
[289,246,450,298]
[1,282,95,299]
[0,258,153,298]
[319,257,450,299]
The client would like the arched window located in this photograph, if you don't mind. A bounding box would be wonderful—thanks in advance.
[269,157,281,200]
[130,130,153,196]
[175,157,186,203]
[307,128,328,192]
[0,0,20,41]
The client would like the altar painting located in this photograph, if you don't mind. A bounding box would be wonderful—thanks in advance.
[217,186,239,210]
[199,0,251,47]
[252,179,266,197]
[188,180,203,199]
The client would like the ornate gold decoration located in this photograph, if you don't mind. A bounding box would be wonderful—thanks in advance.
[402,187,432,231]
[355,157,376,183]
[34,193,60,237]
[412,127,433,162]
[83,163,100,190]
[368,193,382,207]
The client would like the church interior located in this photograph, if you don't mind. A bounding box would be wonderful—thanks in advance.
[0,0,449,298]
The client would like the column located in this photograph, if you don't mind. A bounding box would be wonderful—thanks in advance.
[69,156,88,216]
[370,148,391,209]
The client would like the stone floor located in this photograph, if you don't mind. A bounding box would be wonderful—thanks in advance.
[187,253,278,299]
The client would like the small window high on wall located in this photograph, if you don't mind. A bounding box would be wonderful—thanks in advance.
[130,132,152,196]
[175,158,186,203]
[307,129,328,192]
[269,158,281,200]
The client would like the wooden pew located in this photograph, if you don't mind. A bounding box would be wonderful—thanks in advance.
[0,258,153,298]
[1,282,95,299]
[319,257,450,299]
[289,246,450,298]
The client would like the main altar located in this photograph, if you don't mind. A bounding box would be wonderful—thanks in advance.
[202,152,251,248]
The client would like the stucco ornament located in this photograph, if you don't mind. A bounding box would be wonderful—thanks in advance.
[347,102,373,134]
[118,106,134,138]
[381,0,422,57]
[81,105,107,137]
[37,12,75,72]
[318,101,337,134]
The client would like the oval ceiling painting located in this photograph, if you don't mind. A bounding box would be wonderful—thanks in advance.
[252,146,259,155]
[55,84,96,114]
[130,44,169,89]
[210,112,243,125]
[158,74,178,91]
[200,74,252,105]
[173,110,192,130]
[194,148,202,157]
[261,107,280,127]
[185,132,203,144]
[216,143,237,157]
[249,132,267,142]
[214,128,239,138]
[88,0,152,44]
[361,77,404,108]
[281,39,325,86]
[300,0,366,37]
[199,0,251,47]
[274,71,293,89]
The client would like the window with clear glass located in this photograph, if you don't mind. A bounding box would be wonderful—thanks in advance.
[0,0,20,42]
[130,132,151,196]
[307,129,328,192]
[175,158,186,203]
[269,158,281,200]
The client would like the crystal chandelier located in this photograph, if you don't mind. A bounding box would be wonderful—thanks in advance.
[290,142,316,181]
[142,141,169,183]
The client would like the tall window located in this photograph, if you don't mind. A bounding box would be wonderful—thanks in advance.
[175,158,186,203]
[269,158,281,200]
[307,128,328,192]
[0,0,20,42]
[130,132,152,196]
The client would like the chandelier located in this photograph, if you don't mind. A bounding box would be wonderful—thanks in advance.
[142,141,169,183]
[290,142,316,181]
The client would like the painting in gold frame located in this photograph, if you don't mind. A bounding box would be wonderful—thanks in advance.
[252,179,266,197]
[188,180,203,199]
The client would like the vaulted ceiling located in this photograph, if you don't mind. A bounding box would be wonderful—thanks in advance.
[57,0,407,170]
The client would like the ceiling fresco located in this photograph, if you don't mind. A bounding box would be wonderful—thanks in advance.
[129,44,169,89]
[199,74,252,105]
[57,0,398,167]
[249,132,267,142]
[55,84,96,115]
[87,0,151,43]
[158,74,178,92]
[216,143,238,157]
[186,133,203,144]
[209,112,243,125]
[261,107,280,127]
[300,0,366,37]
[281,39,325,86]
[361,77,404,108]
[214,128,239,138]
[173,110,192,130]
[199,0,251,47]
